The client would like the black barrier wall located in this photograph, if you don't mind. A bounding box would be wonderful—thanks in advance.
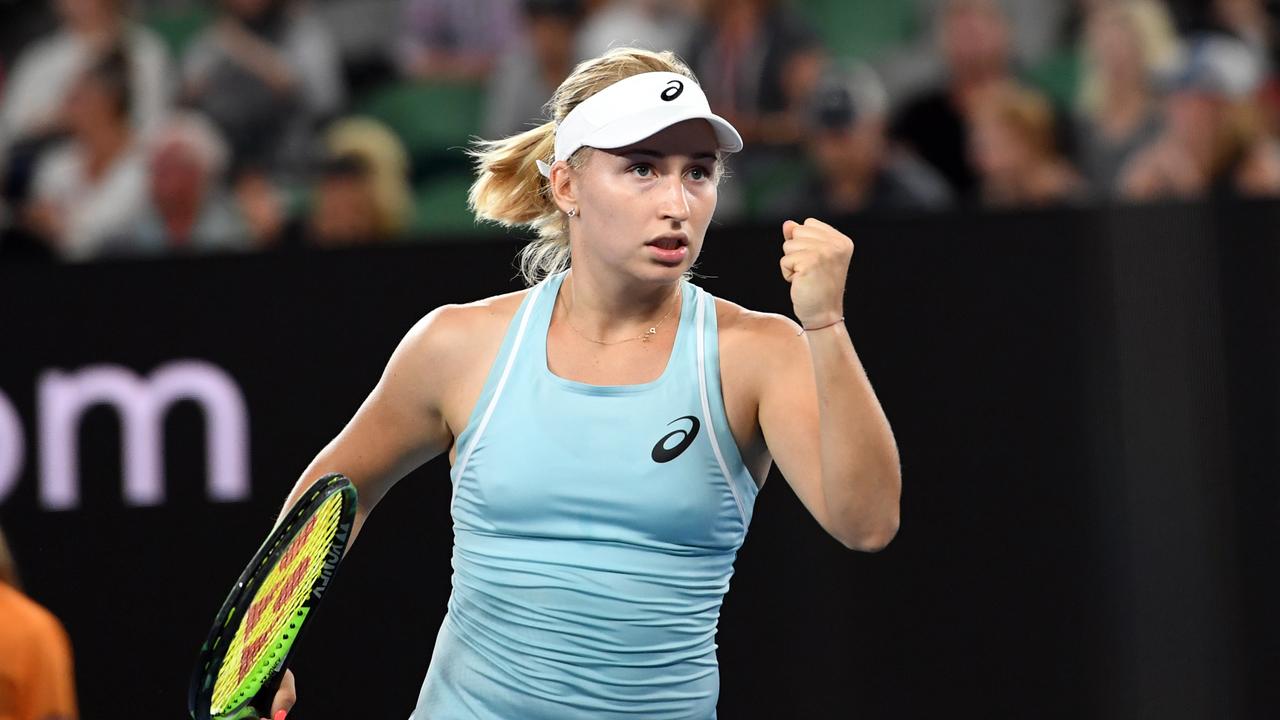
[1,203,1276,719]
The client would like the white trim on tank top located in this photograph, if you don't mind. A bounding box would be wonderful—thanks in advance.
[450,279,547,514]
[695,287,748,527]
[449,277,748,530]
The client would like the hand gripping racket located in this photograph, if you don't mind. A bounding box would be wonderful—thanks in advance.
[189,473,357,720]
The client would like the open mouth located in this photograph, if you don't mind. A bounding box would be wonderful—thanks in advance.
[647,236,688,250]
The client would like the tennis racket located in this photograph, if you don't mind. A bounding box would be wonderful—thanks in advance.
[189,473,357,720]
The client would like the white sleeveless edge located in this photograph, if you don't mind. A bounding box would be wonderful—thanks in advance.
[449,278,749,530]
[449,279,549,516]
[694,287,748,529]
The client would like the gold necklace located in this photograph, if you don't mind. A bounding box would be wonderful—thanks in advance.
[560,281,681,346]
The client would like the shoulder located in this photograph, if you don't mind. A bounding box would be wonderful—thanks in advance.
[115,147,149,180]
[713,296,799,336]
[713,296,804,365]
[429,288,529,328]
[883,149,954,207]
[181,30,222,73]
[364,288,530,412]
[712,296,807,412]
[11,32,75,72]
[286,8,339,49]
[33,143,80,194]
[0,585,70,649]
[402,288,530,364]
[125,24,170,61]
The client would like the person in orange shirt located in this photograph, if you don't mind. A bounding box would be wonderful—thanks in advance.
[0,524,77,720]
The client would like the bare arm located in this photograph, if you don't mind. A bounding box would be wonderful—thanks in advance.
[757,219,901,551]
[756,314,900,551]
[271,305,466,550]
[259,305,468,718]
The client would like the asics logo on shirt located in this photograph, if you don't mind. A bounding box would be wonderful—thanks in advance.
[651,415,700,463]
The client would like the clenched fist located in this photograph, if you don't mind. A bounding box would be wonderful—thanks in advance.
[780,218,853,329]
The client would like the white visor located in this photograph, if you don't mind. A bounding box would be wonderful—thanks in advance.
[536,71,744,177]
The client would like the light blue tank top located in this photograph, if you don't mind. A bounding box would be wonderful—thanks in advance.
[411,270,759,720]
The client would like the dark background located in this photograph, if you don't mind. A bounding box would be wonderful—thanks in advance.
[1,202,1276,719]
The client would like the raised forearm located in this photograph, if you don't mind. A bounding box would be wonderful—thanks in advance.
[779,217,901,550]
[806,322,900,550]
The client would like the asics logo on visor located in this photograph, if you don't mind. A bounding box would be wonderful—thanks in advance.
[661,80,684,102]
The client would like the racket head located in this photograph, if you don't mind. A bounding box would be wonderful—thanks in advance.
[189,473,357,720]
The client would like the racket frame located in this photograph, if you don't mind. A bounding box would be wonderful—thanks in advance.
[189,473,357,720]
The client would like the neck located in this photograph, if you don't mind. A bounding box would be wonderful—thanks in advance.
[1102,85,1148,128]
[951,71,1002,113]
[560,267,681,340]
[84,125,129,179]
[162,202,201,243]
[74,20,121,43]
[827,164,877,208]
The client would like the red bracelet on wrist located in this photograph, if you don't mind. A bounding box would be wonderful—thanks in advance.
[796,316,845,335]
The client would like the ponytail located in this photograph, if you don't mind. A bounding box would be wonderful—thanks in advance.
[468,121,575,285]
[468,47,701,286]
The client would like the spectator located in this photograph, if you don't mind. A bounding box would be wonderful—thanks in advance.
[484,0,587,139]
[876,0,1074,107]
[396,0,521,83]
[1233,102,1280,197]
[1196,0,1277,69]
[182,0,345,177]
[311,0,403,85]
[1,0,172,216]
[685,0,825,148]
[232,166,291,248]
[892,0,1018,199]
[681,0,824,219]
[970,81,1086,207]
[1074,0,1179,196]
[305,153,383,246]
[574,0,697,62]
[259,117,412,249]
[24,48,148,261]
[323,117,412,238]
[133,111,251,254]
[0,0,172,152]
[1119,35,1275,200]
[0,524,79,720]
[771,62,952,218]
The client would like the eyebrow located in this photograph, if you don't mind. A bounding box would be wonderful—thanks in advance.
[622,148,718,161]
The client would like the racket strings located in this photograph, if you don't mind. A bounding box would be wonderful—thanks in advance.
[210,493,345,713]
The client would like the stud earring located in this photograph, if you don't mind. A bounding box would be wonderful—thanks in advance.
[567,208,578,218]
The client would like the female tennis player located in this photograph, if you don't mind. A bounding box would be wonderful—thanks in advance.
[260,47,900,720]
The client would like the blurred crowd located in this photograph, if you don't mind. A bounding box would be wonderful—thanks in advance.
[1,0,1279,262]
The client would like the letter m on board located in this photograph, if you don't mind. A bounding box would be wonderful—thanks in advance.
[37,361,250,509]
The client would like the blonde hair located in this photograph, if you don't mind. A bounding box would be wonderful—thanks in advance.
[326,117,413,237]
[1078,0,1180,115]
[468,47,702,286]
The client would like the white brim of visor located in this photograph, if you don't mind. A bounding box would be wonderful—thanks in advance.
[536,106,743,178]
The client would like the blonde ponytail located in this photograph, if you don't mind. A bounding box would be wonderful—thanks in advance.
[468,47,700,286]
[468,120,573,284]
